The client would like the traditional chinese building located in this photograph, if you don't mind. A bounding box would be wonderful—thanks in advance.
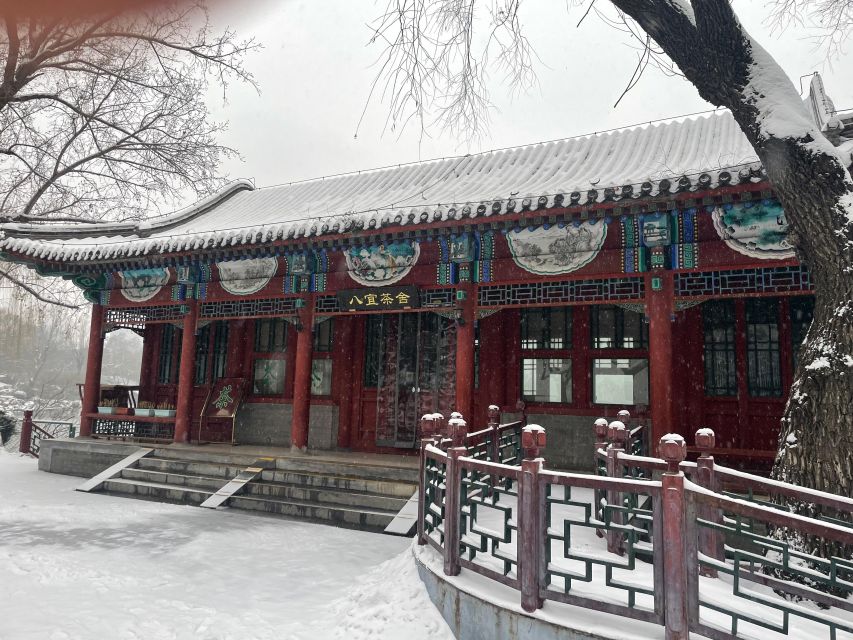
[3,86,849,472]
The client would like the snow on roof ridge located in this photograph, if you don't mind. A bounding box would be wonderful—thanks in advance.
[0,179,255,238]
[253,109,732,193]
[137,179,255,230]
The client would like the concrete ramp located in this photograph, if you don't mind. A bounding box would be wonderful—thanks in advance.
[76,448,153,492]
[200,459,274,509]
[383,490,418,536]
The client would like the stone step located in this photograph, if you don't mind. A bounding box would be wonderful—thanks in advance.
[243,480,408,512]
[149,447,418,483]
[120,467,410,512]
[136,457,248,479]
[226,495,396,532]
[260,468,416,498]
[100,476,399,533]
[120,467,224,491]
[137,455,419,486]
[152,448,266,467]
[272,458,418,484]
[101,477,213,505]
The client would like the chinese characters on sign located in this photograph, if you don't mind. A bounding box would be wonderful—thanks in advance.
[337,286,420,311]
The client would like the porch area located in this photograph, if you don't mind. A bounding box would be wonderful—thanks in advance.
[38,436,420,534]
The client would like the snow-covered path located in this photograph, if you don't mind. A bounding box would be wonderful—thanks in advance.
[0,453,453,640]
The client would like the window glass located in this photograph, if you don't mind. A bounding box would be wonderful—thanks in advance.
[592,358,649,405]
[746,299,781,397]
[521,307,572,350]
[591,306,647,349]
[194,324,211,385]
[363,315,383,387]
[314,318,334,352]
[253,359,285,395]
[703,300,737,396]
[790,296,815,370]
[522,358,572,403]
[311,358,333,396]
[157,324,176,384]
[211,321,229,381]
[255,318,287,353]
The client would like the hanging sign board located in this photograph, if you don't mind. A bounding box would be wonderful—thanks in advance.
[337,286,420,312]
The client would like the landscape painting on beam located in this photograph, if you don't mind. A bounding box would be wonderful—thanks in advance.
[345,240,420,286]
[216,257,279,295]
[506,221,607,275]
[712,201,795,260]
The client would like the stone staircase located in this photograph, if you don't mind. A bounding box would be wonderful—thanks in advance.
[95,448,418,534]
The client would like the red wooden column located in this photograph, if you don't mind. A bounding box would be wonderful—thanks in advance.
[291,295,315,451]
[455,283,477,421]
[80,304,106,437]
[173,300,199,444]
[646,271,675,449]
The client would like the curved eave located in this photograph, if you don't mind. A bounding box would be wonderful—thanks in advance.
[1,176,772,276]
[1,180,255,239]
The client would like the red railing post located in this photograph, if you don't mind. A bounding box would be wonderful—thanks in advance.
[417,414,435,547]
[594,418,609,469]
[448,414,467,448]
[593,418,610,538]
[19,410,34,455]
[695,428,723,578]
[660,434,689,640]
[488,404,500,463]
[606,420,628,555]
[443,445,465,576]
[617,409,632,452]
[519,425,546,612]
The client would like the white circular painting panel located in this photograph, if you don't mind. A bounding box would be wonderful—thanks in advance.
[345,241,420,286]
[712,202,795,260]
[216,257,279,295]
[119,268,170,302]
[506,222,607,275]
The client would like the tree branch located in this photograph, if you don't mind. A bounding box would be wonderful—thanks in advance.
[0,267,80,309]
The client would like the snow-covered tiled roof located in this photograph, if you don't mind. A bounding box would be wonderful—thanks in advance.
[1,110,763,264]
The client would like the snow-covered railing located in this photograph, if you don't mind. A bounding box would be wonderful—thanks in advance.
[417,421,853,639]
[418,405,524,465]
[18,410,76,457]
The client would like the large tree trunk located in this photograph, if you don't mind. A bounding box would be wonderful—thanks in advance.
[610,0,853,541]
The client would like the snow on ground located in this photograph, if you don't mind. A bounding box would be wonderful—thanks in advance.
[0,453,453,640]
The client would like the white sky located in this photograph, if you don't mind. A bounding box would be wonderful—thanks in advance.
[206,0,853,189]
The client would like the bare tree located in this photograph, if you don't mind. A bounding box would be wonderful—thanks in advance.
[0,1,258,305]
[368,0,853,555]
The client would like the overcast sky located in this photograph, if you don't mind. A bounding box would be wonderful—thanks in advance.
[205,0,853,189]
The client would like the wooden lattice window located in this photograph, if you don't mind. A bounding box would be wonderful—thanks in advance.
[591,305,647,349]
[363,315,384,388]
[702,300,737,397]
[194,321,229,385]
[746,299,782,397]
[252,318,287,396]
[521,307,573,350]
[311,318,334,396]
[157,324,178,384]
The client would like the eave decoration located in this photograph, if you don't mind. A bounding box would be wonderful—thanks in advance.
[436,231,494,285]
[119,268,170,302]
[216,257,278,296]
[345,240,419,287]
[712,200,794,260]
[283,249,329,293]
[506,220,606,275]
